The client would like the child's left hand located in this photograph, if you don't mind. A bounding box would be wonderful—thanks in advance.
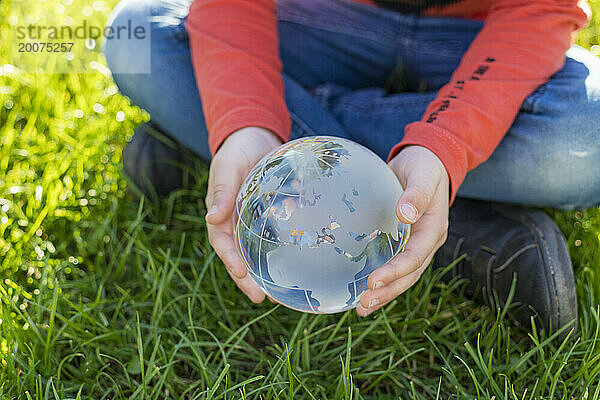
[357,145,450,317]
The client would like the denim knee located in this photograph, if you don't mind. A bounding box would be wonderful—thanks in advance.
[532,49,600,210]
[530,137,600,210]
[459,47,600,210]
[460,114,600,210]
[103,0,153,76]
[519,98,600,210]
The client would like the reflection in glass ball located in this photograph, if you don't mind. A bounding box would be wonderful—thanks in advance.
[233,136,410,313]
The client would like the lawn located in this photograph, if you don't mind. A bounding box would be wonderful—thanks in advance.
[1,0,600,398]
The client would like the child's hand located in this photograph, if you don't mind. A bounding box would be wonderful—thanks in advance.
[204,127,283,303]
[357,145,450,317]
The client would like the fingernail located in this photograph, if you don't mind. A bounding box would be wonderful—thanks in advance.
[400,203,418,223]
[373,281,384,290]
[368,298,380,308]
[206,205,218,216]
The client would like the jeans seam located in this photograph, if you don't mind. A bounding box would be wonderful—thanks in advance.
[524,84,547,114]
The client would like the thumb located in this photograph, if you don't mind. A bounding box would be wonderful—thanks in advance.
[395,168,439,225]
[205,159,242,225]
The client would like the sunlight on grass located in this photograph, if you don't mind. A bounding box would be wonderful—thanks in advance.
[1,0,600,398]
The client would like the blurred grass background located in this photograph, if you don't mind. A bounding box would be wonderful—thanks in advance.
[0,0,599,398]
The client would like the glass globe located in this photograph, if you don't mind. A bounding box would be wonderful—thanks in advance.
[233,136,410,313]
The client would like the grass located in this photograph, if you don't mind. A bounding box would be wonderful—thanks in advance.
[1,0,600,398]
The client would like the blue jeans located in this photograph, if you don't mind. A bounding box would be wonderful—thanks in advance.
[103,0,600,210]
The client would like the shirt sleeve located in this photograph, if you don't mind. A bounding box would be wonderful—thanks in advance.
[185,0,290,155]
[387,0,590,205]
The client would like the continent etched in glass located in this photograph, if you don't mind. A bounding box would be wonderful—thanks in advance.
[233,136,411,313]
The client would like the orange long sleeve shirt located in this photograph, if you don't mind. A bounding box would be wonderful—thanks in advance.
[185,0,589,204]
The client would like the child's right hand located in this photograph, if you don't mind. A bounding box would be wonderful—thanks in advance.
[204,127,283,303]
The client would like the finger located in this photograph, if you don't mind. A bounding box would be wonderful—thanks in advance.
[205,155,243,225]
[367,211,446,289]
[206,222,248,279]
[395,160,442,225]
[356,302,370,316]
[208,217,266,303]
[359,253,434,316]
[225,267,266,303]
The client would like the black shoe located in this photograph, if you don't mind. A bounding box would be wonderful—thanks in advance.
[122,122,201,198]
[433,198,577,338]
